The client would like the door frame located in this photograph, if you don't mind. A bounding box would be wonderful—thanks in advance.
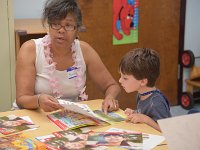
[178,0,186,104]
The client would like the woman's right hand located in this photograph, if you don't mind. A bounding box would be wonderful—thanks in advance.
[38,94,63,112]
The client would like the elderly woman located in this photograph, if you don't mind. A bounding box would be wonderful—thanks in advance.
[14,0,120,113]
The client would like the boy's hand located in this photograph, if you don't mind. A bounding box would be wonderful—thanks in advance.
[124,108,134,116]
[126,113,146,124]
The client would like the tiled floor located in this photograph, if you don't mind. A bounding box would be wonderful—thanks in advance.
[170,102,200,117]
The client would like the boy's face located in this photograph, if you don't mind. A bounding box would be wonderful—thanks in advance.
[119,72,141,93]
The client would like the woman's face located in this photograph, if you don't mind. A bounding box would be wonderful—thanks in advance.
[49,13,78,48]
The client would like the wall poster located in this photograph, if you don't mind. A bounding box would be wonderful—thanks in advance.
[113,0,139,45]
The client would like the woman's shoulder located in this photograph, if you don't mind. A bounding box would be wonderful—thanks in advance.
[79,40,92,50]
[20,40,36,53]
[20,37,43,52]
[17,40,36,61]
[79,40,100,55]
[79,40,99,62]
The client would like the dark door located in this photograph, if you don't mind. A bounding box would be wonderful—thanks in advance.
[78,0,182,109]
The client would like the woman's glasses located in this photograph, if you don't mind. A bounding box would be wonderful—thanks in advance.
[49,23,77,31]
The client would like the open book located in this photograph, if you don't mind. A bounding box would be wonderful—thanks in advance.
[47,100,125,130]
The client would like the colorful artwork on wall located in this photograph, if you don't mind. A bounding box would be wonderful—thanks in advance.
[113,0,139,45]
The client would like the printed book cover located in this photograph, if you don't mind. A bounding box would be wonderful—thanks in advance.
[47,110,101,130]
[0,133,46,149]
[0,115,39,135]
[49,100,125,130]
[36,130,89,150]
[36,134,66,150]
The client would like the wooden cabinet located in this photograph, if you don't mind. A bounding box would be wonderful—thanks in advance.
[14,19,47,57]
[78,0,182,109]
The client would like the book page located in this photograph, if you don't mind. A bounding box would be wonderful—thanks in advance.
[93,110,125,124]
[47,111,99,130]
[58,99,97,118]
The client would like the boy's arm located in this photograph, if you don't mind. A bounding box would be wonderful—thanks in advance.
[141,115,161,131]
[126,113,161,132]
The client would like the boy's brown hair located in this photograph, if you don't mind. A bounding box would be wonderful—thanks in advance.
[119,48,160,87]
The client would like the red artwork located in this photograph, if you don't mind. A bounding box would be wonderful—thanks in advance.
[113,0,135,40]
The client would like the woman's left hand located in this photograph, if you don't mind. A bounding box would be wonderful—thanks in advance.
[102,98,119,114]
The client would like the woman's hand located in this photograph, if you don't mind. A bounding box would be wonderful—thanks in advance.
[102,98,119,114]
[38,94,63,112]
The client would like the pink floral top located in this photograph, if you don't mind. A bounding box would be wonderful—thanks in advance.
[34,36,87,102]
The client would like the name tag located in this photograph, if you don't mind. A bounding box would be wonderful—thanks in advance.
[66,67,78,79]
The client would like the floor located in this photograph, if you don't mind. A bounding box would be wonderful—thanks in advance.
[170,101,200,117]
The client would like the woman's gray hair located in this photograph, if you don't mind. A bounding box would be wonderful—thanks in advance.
[42,0,82,27]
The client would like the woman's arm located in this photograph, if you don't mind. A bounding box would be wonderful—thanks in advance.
[16,40,38,109]
[16,40,62,111]
[80,41,121,113]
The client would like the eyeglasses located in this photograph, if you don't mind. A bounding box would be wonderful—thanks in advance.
[49,23,77,31]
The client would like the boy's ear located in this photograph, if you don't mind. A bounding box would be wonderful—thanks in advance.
[140,78,148,86]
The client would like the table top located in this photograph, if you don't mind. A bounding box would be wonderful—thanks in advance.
[0,99,168,149]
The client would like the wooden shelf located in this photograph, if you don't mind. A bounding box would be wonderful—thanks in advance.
[185,79,200,94]
[15,19,46,35]
[14,19,47,57]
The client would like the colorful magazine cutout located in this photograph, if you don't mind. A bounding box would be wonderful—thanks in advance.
[0,115,39,135]
[0,133,45,149]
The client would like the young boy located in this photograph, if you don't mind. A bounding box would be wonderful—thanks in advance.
[119,48,171,131]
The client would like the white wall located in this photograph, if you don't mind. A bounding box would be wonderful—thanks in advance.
[183,0,200,91]
[14,0,45,19]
